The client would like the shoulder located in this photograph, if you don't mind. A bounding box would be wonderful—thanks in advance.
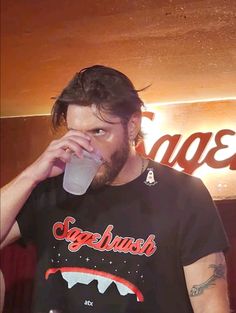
[149,159,202,189]
[146,160,212,210]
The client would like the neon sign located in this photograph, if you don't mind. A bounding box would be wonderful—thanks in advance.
[138,111,236,175]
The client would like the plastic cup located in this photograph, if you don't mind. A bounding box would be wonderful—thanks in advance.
[63,150,102,195]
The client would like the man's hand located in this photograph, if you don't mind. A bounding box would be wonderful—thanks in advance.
[23,130,93,185]
[0,130,93,244]
[184,252,230,313]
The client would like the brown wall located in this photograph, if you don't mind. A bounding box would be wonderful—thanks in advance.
[0,116,236,311]
[0,116,57,186]
[0,116,65,186]
[2,0,236,117]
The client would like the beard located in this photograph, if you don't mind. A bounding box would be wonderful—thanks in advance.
[91,133,130,189]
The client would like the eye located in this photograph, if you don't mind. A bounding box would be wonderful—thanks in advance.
[92,129,106,136]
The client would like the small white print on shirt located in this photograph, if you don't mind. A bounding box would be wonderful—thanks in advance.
[144,168,158,186]
[84,300,93,307]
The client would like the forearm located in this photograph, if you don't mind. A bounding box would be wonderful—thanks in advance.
[0,170,37,243]
[190,280,230,313]
[184,253,230,313]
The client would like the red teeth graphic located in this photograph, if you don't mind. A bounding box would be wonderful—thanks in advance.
[46,267,144,302]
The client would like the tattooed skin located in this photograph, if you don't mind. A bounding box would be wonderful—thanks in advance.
[189,263,226,297]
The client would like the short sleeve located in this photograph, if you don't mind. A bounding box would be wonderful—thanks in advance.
[16,186,38,244]
[179,177,229,266]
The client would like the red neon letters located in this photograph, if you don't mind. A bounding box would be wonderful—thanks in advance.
[138,112,236,174]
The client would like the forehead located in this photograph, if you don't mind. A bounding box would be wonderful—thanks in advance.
[66,104,121,131]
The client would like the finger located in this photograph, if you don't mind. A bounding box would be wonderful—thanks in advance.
[45,149,72,165]
[64,129,91,141]
[56,149,73,164]
[64,136,94,152]
[50,137,94,155]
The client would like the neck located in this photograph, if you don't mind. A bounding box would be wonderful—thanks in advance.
[110,148,147,186]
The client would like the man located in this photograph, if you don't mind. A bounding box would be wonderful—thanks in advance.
[0,65,230,312]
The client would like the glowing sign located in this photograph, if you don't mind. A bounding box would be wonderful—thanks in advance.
[138,111,236,175]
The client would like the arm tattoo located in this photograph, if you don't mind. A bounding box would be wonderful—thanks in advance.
[189,263,226,297]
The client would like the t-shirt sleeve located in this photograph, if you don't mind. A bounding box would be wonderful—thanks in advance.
[16,186,38,244]
[179,177,229,266]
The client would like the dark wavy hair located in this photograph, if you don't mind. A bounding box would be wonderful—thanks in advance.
[51,65,147,144]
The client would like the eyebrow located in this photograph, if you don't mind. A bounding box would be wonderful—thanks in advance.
[67,120,122,132]
[67,126,108,132]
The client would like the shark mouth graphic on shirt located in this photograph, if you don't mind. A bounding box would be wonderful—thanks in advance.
[45,267,144,302]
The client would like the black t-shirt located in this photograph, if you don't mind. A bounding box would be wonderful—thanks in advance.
[17,160,229,313]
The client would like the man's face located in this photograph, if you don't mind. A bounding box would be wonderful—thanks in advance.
[66,104,130,188]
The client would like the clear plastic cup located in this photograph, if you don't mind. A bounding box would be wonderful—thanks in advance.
[63,150,102,195]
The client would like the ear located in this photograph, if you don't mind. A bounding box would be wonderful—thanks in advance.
[127,112,142,142]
